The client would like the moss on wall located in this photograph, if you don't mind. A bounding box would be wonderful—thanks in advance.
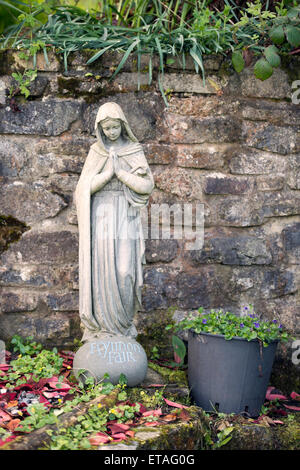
[0,215,29,254]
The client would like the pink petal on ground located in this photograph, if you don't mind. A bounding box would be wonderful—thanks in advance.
[265,387,287,401]
[108,423,130,434]
[142,408,162,417]
[283,404,300,411]
[47,380,71,391]
[290,392,300,400]
[89,433,111,445]
[136,403,147,414]
[112,432,127,441]
[163,398,189,409]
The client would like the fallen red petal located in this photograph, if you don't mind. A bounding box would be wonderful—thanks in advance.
[290,392,300,400]
[142,408,162,417]
[265,387,287,401]
[108,423,130,434]
[283,404,300,411]
[89,433,111,445]
[112,432,127,441]
[163,398,189,409]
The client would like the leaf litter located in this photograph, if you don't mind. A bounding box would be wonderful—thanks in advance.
[0,344,194,448]
[1,342,299,449]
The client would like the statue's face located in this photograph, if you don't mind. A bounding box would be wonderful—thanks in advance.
[101,119,122,142]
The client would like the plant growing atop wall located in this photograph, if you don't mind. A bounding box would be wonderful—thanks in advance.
[0,1,299,101]
[231,1,300,80]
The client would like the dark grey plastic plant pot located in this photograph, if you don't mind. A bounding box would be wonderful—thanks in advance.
[188,330,278,417]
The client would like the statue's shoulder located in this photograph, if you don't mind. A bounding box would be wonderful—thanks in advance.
[120,142,143,156]
[90,142,107,157]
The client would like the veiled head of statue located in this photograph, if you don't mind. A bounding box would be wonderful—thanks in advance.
[95,102,138,146]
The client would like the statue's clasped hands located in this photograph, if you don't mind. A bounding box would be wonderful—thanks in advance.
[107,147,121,178]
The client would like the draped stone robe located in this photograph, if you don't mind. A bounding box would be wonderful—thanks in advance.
[75,141,154,342]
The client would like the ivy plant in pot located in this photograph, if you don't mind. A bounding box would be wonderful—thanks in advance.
[168,306,292,418]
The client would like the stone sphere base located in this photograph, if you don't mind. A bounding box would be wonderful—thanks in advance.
[73,334,148,387]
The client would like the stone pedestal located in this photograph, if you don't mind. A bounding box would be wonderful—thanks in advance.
[73,334,148,387]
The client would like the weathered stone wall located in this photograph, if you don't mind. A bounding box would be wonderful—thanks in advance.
[0,50,299,361]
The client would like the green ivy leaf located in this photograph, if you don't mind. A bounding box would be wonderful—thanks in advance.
[232,51,245,73]
[285,25,300,48]
[264,45,281,68]
[254,58,273,81]
[269,25,285,44]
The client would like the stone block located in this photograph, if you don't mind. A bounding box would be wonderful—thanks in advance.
[12,51,61,72]
[45,173,79,194]
[0,264,74,289]
[240,67,291,99]
[255,296,299,333]
[112,72,152,92]
[229,147,287,175]
[160,113,242,144]
[0,313,71,343]
[256,175,285,191]
[161,73,221,94]
[167,95,239,118]
[203,173,251,195]
[47,292,79,311]
[0,137,29,177]
[176,143,228,170]
[242,100,300,127]
[0,290,38,313]
[287,171,300,190]
[142,286,168,311]
[260,269,297,299]
[27,76,49,97]
[216,195,264,227]
[153,167,202,200]
[0,100,83,136]
[243,121,300,155]
[144,143,174,165]
[0,181,67,224]
[228,267,297,303]
[145,239,178,263]
[190,233,272,265]
[262,192,300,218]
[175,267,231,309]
[142,266,178,311]
[282,223,300,264]
[0,230,78,265]
[166,54,223,72]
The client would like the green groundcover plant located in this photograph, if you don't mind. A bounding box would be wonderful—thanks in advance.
[168,305,293,347]
[0,1,299,103]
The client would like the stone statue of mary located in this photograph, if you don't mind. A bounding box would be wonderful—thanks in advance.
[75,102,154,345]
